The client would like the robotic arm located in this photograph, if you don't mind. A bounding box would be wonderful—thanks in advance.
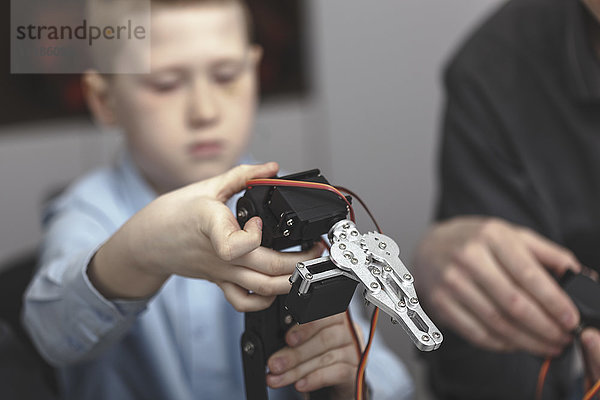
[236,169,442,400]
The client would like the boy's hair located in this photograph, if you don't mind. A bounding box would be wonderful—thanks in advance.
[150,0,254,41]
[86,0,254,72]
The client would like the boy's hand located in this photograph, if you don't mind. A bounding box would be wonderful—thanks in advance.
[266,313,363,399]
[89,162,323,311]
[413,216,581,356]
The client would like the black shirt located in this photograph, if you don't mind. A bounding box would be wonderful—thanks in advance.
[424,0,600,398]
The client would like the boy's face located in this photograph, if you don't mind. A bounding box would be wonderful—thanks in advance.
[100,2,260,193]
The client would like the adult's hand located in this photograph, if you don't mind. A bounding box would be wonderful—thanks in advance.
[582,328,600,385]
[413,216,581,356]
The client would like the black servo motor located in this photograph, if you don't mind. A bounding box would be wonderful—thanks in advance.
[236,169,351,250]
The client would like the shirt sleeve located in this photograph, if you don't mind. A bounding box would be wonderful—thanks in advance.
[22,201,149,367]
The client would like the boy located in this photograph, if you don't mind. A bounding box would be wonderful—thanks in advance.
[23,0,413,399]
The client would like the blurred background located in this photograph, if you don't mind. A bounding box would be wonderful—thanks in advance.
[1,0,504,398]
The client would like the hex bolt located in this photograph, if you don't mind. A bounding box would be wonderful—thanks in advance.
[370,282,379,289]
[433,332,441,339]
[243,341,255,355]
[403,274,412,281]
[237,208,248,219]
[422,335,430,342]
[284,315,293,325]
[283,230,290,237]
[378,242,387,250]
[339,243,346,250]
[286,219,294,227]
[410,297,419,305]
[306,273,313,280]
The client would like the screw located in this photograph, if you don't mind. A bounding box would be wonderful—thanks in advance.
[378,242,387,250]
[344,251,354,259]
[403,274,412,281]
[298,263,305,269]
[339,243,346,250]
[372,268,381,275]
[398,300,406,308]
[433,332,441,339]
[340,233,347,239]
[306,273,313,280]
[422,335,430,342]
[351,230,358,236]
[237,208,248,219]
[391,318,399,325]
[243,341,255,355]
[283,230,290,237]
[284,315,293,325]
[351,258,359,265]
[343,223,350,229]
[286,219,294,227]
[384,266,392,272]
[410,297,419,305]
[370,282,379,289]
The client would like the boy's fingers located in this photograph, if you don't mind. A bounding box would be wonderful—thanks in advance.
[236,242,324,276]
[227,268,294,296]
[214,162,279,202]
[271,323,355,374]
[284,314,345,348]
[219,281,276,312]
[266,346,356,390]
[293,361,356,393]
[208,214,263,262]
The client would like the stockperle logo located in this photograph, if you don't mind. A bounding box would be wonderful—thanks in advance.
[11,0,151,74]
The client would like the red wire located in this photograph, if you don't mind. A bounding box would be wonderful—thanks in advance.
[584,380,600,400]
[246,179,355,222]
[355,308,380,399]
[536,357,552,400]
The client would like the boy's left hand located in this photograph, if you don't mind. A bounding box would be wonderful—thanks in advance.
[266,313,363,399]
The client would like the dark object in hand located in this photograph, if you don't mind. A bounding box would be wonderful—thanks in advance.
[561,270,600,331]
[236,169,351,250]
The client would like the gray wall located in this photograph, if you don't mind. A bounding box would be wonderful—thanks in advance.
[0,0,504,398]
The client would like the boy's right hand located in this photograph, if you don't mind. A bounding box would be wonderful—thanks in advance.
[89,162,323,311]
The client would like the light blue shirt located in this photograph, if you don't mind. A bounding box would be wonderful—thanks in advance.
[23,151,414,400]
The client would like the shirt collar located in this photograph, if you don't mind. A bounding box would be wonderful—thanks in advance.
[116,150,157,215]
[566,1,600,101]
